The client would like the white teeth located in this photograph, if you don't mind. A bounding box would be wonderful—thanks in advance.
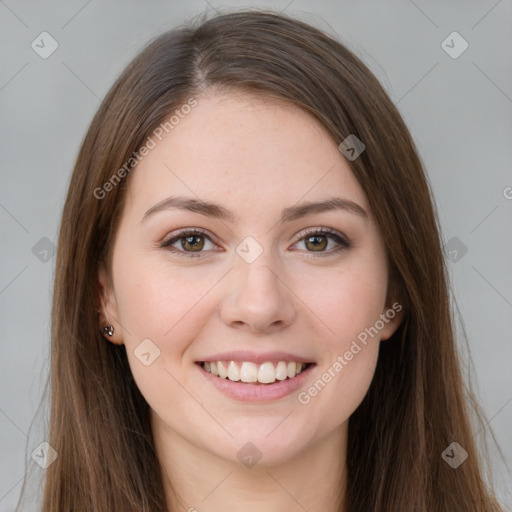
[258,362,276,383]
[240,362,258,383]
[218,361,228,379]
[275,361,288,381]
[287,362,296,378]
[201,360,309,384]
[227,361,240,381]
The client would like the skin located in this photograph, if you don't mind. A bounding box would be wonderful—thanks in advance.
[97,90,403,512]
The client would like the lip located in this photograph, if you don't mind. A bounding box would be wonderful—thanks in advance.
[196,350,314,365]
[196,361,316,403]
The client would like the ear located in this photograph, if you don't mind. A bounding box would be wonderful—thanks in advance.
[379,298,405,341]
[97,262,124,346]
[378,270,405,341]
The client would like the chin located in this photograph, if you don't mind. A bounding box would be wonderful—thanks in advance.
[207,428,314,469]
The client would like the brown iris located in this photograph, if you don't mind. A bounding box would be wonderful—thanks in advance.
[304,234,328,251]
[181,234,205,252]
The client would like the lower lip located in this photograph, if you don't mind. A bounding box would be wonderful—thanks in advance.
[196,363,315,403]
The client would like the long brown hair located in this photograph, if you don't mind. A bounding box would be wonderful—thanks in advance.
[17,8,504,511]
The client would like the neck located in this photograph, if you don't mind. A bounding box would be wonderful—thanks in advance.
[152,418,347,512]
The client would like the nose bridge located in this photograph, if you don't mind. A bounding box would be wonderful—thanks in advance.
[221,236,296,331]
[239,257,278,298]
[234,233,276,280]
[235,240,282,305]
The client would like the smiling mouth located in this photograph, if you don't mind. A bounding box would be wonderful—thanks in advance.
[197,360,315,385]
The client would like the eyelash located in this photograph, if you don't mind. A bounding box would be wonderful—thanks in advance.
[160,227,351,259]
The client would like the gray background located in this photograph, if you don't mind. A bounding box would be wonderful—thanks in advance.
[1,0,511,510]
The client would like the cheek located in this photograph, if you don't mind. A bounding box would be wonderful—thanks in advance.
[297,303,382,435]
[122,279,200,332]
[112,260,217,418]
[304,256,388,346]
[113,254,219,358]
[295,250,386,414]
[305,342,379,432]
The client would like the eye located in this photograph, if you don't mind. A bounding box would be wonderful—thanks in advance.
[161,227,351,259]
[161,228,217,258]
[292,227,351,256]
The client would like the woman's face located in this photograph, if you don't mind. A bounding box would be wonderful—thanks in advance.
[98,91,402,468]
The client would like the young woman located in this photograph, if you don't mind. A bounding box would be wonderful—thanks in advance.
[18,8,504,512]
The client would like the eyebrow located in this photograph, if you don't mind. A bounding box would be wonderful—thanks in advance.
[141,195,368,224]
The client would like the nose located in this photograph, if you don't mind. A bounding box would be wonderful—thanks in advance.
[220,254,297,334]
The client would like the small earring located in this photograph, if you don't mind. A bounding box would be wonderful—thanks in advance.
[102,324,115,337]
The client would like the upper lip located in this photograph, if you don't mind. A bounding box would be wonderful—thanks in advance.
[196,350,314,364]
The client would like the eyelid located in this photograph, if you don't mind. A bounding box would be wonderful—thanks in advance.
[161,227,215,246]
[294,226,350,245]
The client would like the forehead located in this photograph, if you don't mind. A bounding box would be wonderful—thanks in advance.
[124,92,369,220]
